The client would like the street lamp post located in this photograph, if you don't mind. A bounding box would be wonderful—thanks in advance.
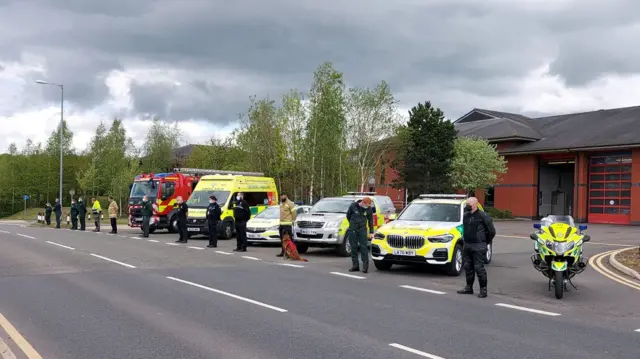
[36,80,64,204]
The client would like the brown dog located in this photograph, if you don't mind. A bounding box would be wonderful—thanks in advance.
[282,233,308,262]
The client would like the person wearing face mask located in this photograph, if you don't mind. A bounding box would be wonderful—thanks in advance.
[457,197,496,298]
[346,197,374,273]
[206,195,222,248]
[232,192,250,252]
[139,195,153,238]
[277,193,297,257]
[175,196,189,243]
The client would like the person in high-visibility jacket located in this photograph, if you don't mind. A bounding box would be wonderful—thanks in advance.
[91,198,102,232]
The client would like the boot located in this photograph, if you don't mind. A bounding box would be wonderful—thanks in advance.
[457,286,474,295]
[362,263,369,274]
[348,267,360,272]
[478,287,488,298]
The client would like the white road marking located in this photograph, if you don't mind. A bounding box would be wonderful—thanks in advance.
[330,272,366,280]
[216,251,233,255]
[45,241,75,250]
[188,246,204,250]
[118,235,128,238]
[634,329,640,333]
[279,263,305,268]
[0,230,10,234]
[389,343,445,359]
[89,254,136,269]
[241,256,261,261]
[130,236,139,239]
[400,285,446,295]
[166,276,287,313]
[166,243,180,246]
[495,303,561,316]
[16,234,35,239]
[148,239,159,243]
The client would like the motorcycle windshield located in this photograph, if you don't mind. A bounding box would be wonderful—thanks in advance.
[540,215,575,228]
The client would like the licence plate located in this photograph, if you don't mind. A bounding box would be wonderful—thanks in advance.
[187,227,200,232]
[393,249,415,256]
[247,233,260,239]
[301,229,317,235]
[134,217,142,221]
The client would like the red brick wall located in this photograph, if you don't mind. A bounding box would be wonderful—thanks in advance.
[494,155,538,218]
[631,148,640,225]
[574,152,589,222]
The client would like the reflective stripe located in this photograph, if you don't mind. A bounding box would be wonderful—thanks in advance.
[280,221,293,225]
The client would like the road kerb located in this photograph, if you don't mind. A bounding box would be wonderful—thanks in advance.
[590,251,640,291]
[609,248,640,281]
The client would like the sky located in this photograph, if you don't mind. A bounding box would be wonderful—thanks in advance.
[2,0,640,153]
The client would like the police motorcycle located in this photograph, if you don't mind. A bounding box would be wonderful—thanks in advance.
[529,215,590,299]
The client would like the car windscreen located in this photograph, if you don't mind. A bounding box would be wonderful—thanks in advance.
[186,191,231,208]
[312,198,353,214]
[254,206,279,219]
[398,203,461,222]
[130,181,159,198]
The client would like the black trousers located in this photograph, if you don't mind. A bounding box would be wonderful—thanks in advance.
[178,219,188,242]
[45,214,51,225]
[208,221,218,246]
[278,225,293,254]
[142,216,150,237]
[462,242,488,288]
[55,213,61,228]
[79,216,86,230]
[235,221,247,250]
[71,216,78,229]
[110,218,117,233]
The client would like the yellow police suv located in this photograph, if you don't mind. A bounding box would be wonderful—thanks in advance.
[371,194,490,276]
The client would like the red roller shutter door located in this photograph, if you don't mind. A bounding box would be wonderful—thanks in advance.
[588,153,632,225]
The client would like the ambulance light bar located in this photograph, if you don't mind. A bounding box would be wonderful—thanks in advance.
[345,192,377,196]
[173,168,265,177]
[418,194,468,199]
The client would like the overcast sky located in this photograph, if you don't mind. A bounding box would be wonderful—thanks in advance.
[2,0,639,153]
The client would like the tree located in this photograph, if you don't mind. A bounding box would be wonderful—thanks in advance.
[278,90,309,201]
[451,136,507,195]
[345,81,399,192]
[391,102,457,197]
[141,117,181,172]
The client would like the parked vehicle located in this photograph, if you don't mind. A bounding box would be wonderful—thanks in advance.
[530,215,590,299]
[247,205,312,244]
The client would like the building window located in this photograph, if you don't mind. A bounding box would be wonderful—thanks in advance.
[485,186,495,208]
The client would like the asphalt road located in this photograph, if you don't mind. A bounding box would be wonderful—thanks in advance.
[0,221,638,359]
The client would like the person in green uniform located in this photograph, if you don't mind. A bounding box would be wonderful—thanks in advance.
[140,195,154,238]
[346,197,374,273]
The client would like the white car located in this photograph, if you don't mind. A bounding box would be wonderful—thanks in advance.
[246,205,312,243]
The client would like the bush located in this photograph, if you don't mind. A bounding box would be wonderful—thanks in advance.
[486,207,513,219]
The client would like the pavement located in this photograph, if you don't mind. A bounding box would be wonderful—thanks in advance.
[0,221,638,359]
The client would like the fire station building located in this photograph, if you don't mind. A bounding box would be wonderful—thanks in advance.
[374,106,640,225]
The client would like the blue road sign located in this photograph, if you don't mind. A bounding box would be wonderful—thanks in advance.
[23,195,30,201]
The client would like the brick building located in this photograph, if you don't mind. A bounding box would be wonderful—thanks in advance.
[370,106,640,225]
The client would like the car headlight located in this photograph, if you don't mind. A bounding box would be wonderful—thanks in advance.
[267,225,280,231]
[325,221,341,228]
[428,234,454,243]
[374,232,385,240]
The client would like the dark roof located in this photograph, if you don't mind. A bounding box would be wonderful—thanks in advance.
[454,106,640,154]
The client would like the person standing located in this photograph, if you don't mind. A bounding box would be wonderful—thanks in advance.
[91,198,102,232]
[70,199,79,230]
[233,192,250,252]
[206,195,222,248]
[175,196,189,243]
[277,193,297,257]
[108,196,119,234]
[346,197,374,273]
[457,197,496,299]
[139,195,153,238]
[78,197,87,231]
[53,198,62,229]
[44,203,52,225]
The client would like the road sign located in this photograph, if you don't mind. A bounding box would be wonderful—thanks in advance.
[69,189,76,196]
[23,195,29,201]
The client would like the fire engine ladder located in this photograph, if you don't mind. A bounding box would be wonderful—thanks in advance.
[173,168,265,177]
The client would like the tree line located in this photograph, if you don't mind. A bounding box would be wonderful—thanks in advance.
[0,61,506,217]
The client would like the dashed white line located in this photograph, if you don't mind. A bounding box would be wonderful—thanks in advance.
[279,263,305,268]
[16,233,35,239]
[118,235,128,238]
[389,343,445,359]
[130,236,139,239]
[45,241,75,250]
[241,256,261,261]
[89,254,136,269]
[634,329,640,333]
[400,285,446,295]
[166,243,180,246]
[330,272,366,280]
[166,276,287,313]
[495,303,561,316]
[148,239,159,243]
[0,230,10,234]
[188,246,204,250]
[216,251,233,255]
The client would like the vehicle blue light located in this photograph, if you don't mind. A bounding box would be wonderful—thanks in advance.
[579,224,587,231]
[533,223,541,229]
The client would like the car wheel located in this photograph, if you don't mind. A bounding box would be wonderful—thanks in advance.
[485,243,493,264]
[221,221,233,239]
[296,243,309,254]
[447,245,463,276]
[336,237,351,257]
[374,260,392,271]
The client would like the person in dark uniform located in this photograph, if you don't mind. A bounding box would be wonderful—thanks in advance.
[457,197,496,298]
[205,195,222,248]
[346,197,374,273]
[78,197,87,230]
[233,192,250,252]
[54,198,62,229]
[139,195,153,238]
[44,203,52,225]
[70,199,79,230]
[175,196,189,243]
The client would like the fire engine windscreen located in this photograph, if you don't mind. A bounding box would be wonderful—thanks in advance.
[186,190,231,208]
[130,180,159,198]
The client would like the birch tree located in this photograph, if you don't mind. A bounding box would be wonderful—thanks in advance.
[278,90,309,201]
